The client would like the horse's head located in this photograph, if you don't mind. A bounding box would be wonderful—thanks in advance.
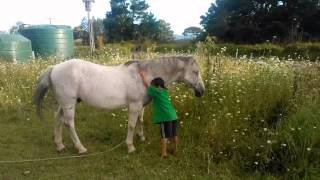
[180,57,205,97]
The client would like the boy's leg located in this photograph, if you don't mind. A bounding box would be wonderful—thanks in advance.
[172,136,178,156]
[161,138,168,158]
[172,120,178,156]
[160,123,168,158]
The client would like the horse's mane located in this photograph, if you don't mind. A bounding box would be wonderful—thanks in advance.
[124,60,140,66]
[124,56,194,69]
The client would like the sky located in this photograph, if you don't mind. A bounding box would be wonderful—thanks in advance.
[0,0,213,35]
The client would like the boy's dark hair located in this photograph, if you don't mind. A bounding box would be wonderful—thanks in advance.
[151,77,166,89]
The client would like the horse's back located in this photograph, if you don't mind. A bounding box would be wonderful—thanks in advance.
[50,59,140,109]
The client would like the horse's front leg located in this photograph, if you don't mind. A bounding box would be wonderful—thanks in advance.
[126,102,143,153]
[136,108,146,142]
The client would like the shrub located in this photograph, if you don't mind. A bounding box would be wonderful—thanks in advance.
[284,42,320,61]
[154,41,196,53]
[197,38,320,61]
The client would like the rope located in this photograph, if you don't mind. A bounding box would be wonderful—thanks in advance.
[0,141,124,164]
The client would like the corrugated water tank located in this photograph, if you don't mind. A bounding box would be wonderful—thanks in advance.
[0,34,33,63]
[20,25,74,59]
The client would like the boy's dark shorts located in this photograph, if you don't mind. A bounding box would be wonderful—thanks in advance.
[159,120,177,139]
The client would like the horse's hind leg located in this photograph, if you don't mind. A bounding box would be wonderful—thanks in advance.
[126,102,143,153]
[54,106,65,152]
[62,105,87,154]
[136,108,145,142]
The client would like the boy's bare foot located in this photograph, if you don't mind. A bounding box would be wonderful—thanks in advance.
[161,139,168,159]
[161,154,168,159]
[169,149,177,156]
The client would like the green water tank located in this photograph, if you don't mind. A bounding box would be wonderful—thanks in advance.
[0,34,33,63]
[20,25,74,59]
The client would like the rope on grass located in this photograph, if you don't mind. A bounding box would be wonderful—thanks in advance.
[0,141,124,164]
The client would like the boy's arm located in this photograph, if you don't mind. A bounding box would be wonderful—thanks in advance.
[139,70,149,88]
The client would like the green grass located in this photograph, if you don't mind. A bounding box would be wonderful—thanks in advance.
[0,105,213,179]
[0,47,319,179]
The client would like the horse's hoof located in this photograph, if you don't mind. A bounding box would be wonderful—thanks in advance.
[140,136,146,142]
[78,147,88,155]
[56,144,66,152]
[128,146,136,154]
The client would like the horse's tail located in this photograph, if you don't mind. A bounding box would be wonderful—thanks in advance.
[32,66,53,120]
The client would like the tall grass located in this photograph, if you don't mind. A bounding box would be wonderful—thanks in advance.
[196,37,320,61]
[0,45,319,179]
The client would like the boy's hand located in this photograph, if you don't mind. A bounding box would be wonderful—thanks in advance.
[139,70,146,76]
[139,69,149,87]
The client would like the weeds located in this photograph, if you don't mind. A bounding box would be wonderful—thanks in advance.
[0,45,319,179]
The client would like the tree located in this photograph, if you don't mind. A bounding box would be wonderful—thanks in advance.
[92,18,105,48]
[74,17,105,46]
[80,17,88,32]
[74,17,90,45]
[93,18,104,35]
[200,0,320,43]
[104,0,134,42]
[73,26,89,45]
[104,0,174,43]
[135,14,173,43]
[130,0,150,41]
[138,13,158,41]
[130,0,149,22]
[156,19,174,43]
[10,21,24,34]
[183,26,203,38]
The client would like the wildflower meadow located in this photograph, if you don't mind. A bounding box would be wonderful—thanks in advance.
[0,44,319,179]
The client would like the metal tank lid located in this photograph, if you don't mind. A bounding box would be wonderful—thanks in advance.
[20,25,73,34]
[0,34,32,50]
[0,33,31,42]
[21,24,71,29]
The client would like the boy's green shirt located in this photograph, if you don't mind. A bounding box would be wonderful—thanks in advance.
[147,85,177,124]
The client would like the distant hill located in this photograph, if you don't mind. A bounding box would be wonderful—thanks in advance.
[174,34,195,41]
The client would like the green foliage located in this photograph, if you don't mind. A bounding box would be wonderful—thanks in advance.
[155,20,174,43]
[154,41,196,53]
[176,55,320,178]
[9,21,24,34]
[130,0,149,21]
[200,0,320,43]
[104,0,174,43]
[182,26,203,38]
[92,18,104,35]
[80,17,88,32]
[273,103,320,179]
[137,13,158,41]
[104,0,134,42]
[197,37,283,58]
[284,42,320,60]
[197,38,320,61]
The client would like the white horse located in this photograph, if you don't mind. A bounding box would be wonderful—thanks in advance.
[33,56,205,154]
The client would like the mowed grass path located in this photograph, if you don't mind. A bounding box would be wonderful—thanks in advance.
[0,104,211,179]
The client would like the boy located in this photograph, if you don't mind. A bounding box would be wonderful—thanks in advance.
[139,70,178,158]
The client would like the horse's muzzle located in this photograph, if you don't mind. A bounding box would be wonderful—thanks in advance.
[194,87,205,97]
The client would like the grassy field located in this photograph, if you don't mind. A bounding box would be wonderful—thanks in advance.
[0,47,319,179]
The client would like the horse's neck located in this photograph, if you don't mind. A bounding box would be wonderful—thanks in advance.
[147,64,181,85]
